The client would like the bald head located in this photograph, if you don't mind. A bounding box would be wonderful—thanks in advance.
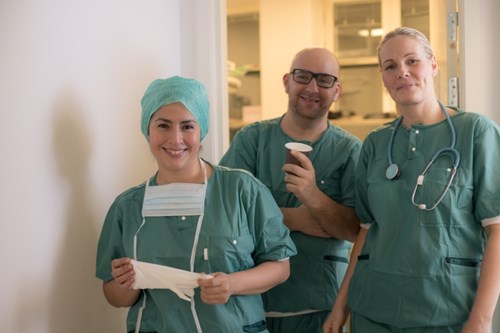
[283,47,342,125]
[290,48,340,76]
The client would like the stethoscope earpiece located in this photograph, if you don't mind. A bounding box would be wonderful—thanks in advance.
[386,163,400,180]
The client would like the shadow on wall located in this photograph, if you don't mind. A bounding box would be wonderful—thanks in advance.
[45,88,123,332]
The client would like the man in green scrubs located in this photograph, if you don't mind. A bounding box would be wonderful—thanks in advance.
[220,48,362,333]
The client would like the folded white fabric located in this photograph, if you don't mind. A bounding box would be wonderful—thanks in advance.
[131,260,211,301]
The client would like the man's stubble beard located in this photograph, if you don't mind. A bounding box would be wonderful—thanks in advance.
[289,99,330,122]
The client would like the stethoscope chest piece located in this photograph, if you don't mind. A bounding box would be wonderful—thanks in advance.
[386,163,400,180]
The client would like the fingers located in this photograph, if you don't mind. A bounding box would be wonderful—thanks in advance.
[286,150,313,169]
[198,273,231,304]
[111,257,135,289]
[322,311,347,333]
[282,153,317,200]
[322,322,340,333]
[282,150,314,178]
[111,257,131,270]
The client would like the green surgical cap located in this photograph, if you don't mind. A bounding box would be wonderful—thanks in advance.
[140,76,210,141]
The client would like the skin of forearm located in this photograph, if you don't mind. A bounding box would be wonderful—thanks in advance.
[304,190,360,242]
[332,228,367,311]
[467,224,500,326]
[323,229,367,333]
[281,206,330,238]
[103,280,141,308]
[229,260,290,295]
[281,150,359,241]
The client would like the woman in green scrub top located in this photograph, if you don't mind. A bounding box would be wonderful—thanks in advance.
[323,27,500,333]
[95,76,297,333]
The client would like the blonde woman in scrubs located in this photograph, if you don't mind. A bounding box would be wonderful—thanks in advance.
[323,27,500,333]
[96,76,297,333]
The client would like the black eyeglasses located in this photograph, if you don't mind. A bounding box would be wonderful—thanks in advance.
[289,69,338,88]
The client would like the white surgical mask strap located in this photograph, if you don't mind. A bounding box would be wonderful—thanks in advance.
[133,179,152,333]
[189,158,208,271]
[134,217,146,260]
[137,163,207,333]
[189,158,207,333]
[134,179,152,260]
[134,291,147,333]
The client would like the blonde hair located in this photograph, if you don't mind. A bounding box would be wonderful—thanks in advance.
[377,27,434,66]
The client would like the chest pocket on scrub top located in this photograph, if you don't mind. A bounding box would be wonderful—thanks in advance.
[206,235,255,273]
[417,157,469,226]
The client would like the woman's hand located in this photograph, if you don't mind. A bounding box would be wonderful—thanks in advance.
[198,261,290,304]
[111,257,136,290]
[322,303,349,333]
[198,273,232,304]
[103,257,140,307]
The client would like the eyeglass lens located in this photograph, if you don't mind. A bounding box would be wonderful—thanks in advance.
[291,69,337,88]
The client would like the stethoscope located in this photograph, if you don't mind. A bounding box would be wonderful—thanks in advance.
[386,100,460,211]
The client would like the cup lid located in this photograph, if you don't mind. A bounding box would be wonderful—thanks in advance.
[285,142,313,152]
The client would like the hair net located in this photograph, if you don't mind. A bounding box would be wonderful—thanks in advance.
[140,76,210,141]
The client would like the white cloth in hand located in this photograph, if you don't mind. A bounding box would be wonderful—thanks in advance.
[131,259,212,301]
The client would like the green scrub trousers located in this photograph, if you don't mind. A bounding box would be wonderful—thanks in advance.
[266,311,331,333]
[351,311,464,333]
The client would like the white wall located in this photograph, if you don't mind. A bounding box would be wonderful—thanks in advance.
[458,0,500,329]
[459,0,500,124]
[259,0,323,120]
[0,0,226,332]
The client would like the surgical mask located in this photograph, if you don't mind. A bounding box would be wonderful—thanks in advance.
[142,182,205,217]
[136,158,208,259]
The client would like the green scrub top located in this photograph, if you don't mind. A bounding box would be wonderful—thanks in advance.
[95,163,297,333]
[349,110,500,328]
[220,116,362,312]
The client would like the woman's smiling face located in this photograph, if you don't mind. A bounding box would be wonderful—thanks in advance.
[148,103,201,176]
[379,35,438,107]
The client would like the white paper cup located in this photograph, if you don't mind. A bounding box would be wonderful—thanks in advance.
[285,142,313,166]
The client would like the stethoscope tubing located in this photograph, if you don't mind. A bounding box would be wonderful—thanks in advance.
[386,100,460,210]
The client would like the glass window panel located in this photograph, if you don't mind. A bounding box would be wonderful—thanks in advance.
[401,0,430,37]
[333,1,382,58]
